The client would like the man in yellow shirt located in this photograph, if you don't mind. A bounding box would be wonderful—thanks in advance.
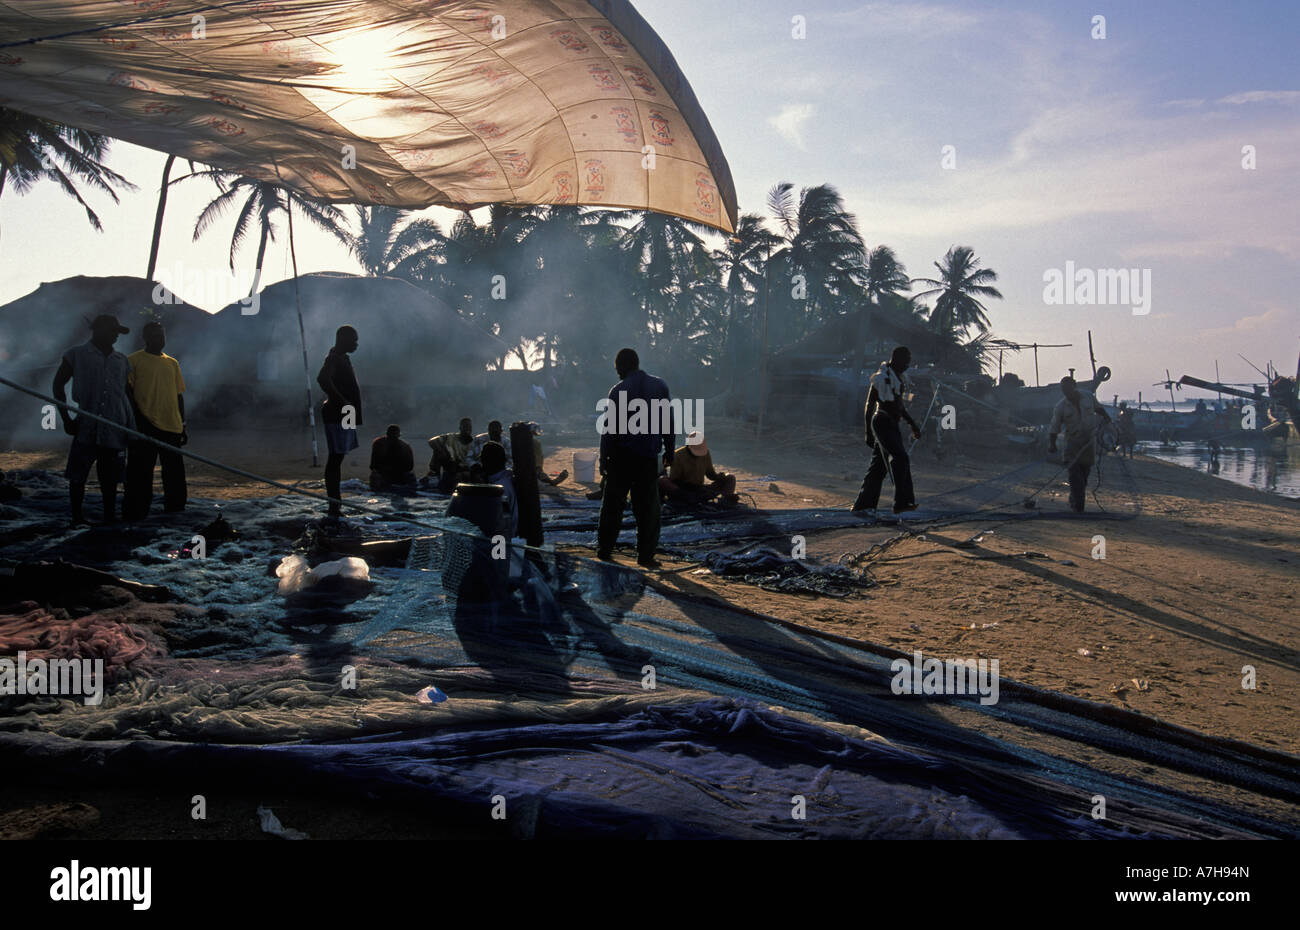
[659,430,737,506]
[125,321,187,518]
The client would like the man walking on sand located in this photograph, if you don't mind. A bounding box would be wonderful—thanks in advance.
[317,325,362,520]
[852,345,921,515]
[1048,375,1111,513]
[1115,401,1137,458]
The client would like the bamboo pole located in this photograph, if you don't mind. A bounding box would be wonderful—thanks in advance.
[286,196,319,468]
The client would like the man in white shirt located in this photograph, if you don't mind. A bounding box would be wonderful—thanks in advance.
[852,346,922,514]
[1048,375,1111,513]
[469,419,512,469]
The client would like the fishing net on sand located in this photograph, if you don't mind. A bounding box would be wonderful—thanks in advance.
[6,458,1291,840]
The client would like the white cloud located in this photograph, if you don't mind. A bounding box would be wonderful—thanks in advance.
[1202,305,1295,339]
[842,99,1300,261]
[768,103,814,151]
[1218,90,1300,105]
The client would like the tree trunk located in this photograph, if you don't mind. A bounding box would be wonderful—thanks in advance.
[145,153,176,282]
[287,198,320,468]
[251,224,270,300]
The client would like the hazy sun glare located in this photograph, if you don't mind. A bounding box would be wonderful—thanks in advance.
[326,28,402,93]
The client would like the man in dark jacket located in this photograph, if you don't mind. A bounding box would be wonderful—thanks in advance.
[317,325,361,519]
[596,348,674,567]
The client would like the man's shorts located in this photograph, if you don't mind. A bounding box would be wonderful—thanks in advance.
[325,424,359,455]
[65,441,125,485]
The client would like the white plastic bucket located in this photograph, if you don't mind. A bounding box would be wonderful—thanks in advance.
[573,450,597,483]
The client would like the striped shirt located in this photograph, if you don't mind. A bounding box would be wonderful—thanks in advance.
[63,342,135,449]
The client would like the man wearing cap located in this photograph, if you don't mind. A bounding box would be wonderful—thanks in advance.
[659,430,737,506]
[1048,375,1111,513]
[124,320,188,518]
[52,314,136,524]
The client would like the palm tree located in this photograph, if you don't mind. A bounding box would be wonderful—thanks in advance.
[875,291,930,329]
[144,154,176,282]
[713,213,782,350]
[668,241,729,370]
[765,182,867,340]
[417,204,539,322]
[484,329,540,372]
[0,107,135,239]
[142,155,216,280]
[515,205,631,371]
[145,156,228,281]
[346,205,444,277]
[912,245,1002,340]
[621,209,712,353]
[864,245,911,302]
[955,330,999,376]
[190,174,349,465]
[191,172,349,297]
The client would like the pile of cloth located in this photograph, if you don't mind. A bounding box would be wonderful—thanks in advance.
[702,547,875,597]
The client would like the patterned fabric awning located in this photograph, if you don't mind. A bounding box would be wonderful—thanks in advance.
[0,0,737,231]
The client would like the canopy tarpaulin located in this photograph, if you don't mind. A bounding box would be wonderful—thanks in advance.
[0,0,737,231]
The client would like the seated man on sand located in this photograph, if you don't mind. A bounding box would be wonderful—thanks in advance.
[427,417,474,492]
[370,424,416,492]
[659,430,738,506]
[469,419,513,469]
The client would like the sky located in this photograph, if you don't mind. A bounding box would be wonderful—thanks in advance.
[1,0,1297,399]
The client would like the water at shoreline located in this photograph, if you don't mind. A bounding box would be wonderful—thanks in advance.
[1144,440,1300,500]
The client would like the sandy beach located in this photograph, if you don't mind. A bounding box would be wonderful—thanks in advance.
[5,420,1295,752]
[2,419,1297,838]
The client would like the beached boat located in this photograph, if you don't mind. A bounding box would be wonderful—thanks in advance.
[1129,407,1287,446]
[1164,359,1298,445]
